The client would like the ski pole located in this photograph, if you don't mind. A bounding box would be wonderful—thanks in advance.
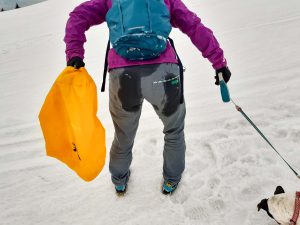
[218,74,300,180]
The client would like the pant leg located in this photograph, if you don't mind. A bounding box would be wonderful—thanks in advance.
[159,103,186,185]
[141,63,186,185]
[109,68,143,186]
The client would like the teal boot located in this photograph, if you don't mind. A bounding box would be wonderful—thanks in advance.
[115,184,127,195]
[162,181,178,195]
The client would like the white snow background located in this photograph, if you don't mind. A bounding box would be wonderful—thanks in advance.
[0,0,300,224]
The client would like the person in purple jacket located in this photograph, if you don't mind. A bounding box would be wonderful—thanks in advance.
[64,0,231,195]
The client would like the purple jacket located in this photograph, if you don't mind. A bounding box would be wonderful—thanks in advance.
[64,0,227,70]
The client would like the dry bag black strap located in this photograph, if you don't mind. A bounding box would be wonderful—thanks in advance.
[101,39,111,92]
[168,38,184,103]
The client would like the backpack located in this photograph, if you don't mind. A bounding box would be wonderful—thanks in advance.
[102,0,184,104]
[106,0,172,60]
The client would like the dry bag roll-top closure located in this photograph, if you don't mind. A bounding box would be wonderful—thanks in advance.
[106,0,172,60]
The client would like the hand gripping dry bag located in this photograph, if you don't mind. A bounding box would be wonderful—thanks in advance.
[39,67,106,181]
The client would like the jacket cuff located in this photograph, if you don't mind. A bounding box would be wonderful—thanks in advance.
[66,53,84,62]
[213,58,227,70]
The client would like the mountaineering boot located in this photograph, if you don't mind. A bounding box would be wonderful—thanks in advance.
[113,171,130,195]
[162,181,178,195]
[115,184,127,195]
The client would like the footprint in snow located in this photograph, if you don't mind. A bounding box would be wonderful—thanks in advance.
[240,155,258,166]
[208,198,225,212]
[207,177,221,190]
[202,142,217,164]
[184,205,210,221]
[272,129,288,139]
[290,130,300,143]
[223,119,247,130]
[169,190,190,204]
[221,153,238,167]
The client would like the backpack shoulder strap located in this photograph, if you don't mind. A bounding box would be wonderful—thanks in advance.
[101,39,111,92]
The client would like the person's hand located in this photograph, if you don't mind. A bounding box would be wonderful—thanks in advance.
[215,67,231,85]
[67,57,85,69]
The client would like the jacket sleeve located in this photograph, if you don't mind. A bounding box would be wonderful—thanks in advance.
[64,0,108,61]
[169,0,227,69]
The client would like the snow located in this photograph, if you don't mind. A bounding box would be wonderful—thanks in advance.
[0,0,47,11]
[0,0,300,224]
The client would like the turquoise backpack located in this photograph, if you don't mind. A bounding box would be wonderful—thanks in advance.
[105,0,172,60]
[102,0,184,104]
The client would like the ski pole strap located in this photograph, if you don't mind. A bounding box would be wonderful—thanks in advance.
[234,104,300,179]
[101,39,111,92]
[168,37,184,104]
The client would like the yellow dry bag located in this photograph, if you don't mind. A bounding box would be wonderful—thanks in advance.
[39,67,106,181]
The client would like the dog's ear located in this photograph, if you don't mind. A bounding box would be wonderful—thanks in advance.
[257,199,268,212]
[274,186,285,195]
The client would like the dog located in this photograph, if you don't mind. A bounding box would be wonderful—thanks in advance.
[257,186,300,225]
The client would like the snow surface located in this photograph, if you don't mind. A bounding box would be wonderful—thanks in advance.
[0,0,300,224]
[0,0,46,11]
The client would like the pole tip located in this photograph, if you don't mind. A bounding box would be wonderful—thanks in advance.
[297,175,300,180]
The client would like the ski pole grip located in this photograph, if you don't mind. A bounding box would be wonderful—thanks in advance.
[218,72,230,103]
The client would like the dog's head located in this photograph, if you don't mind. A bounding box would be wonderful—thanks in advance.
[257,186,286,224]
[257,186,300,225]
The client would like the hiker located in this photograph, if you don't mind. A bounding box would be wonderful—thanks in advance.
[64,0,231,194]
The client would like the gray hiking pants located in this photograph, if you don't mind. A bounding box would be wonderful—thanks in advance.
[109,63,186,186]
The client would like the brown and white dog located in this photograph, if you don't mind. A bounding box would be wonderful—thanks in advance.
[257,186,300,225]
